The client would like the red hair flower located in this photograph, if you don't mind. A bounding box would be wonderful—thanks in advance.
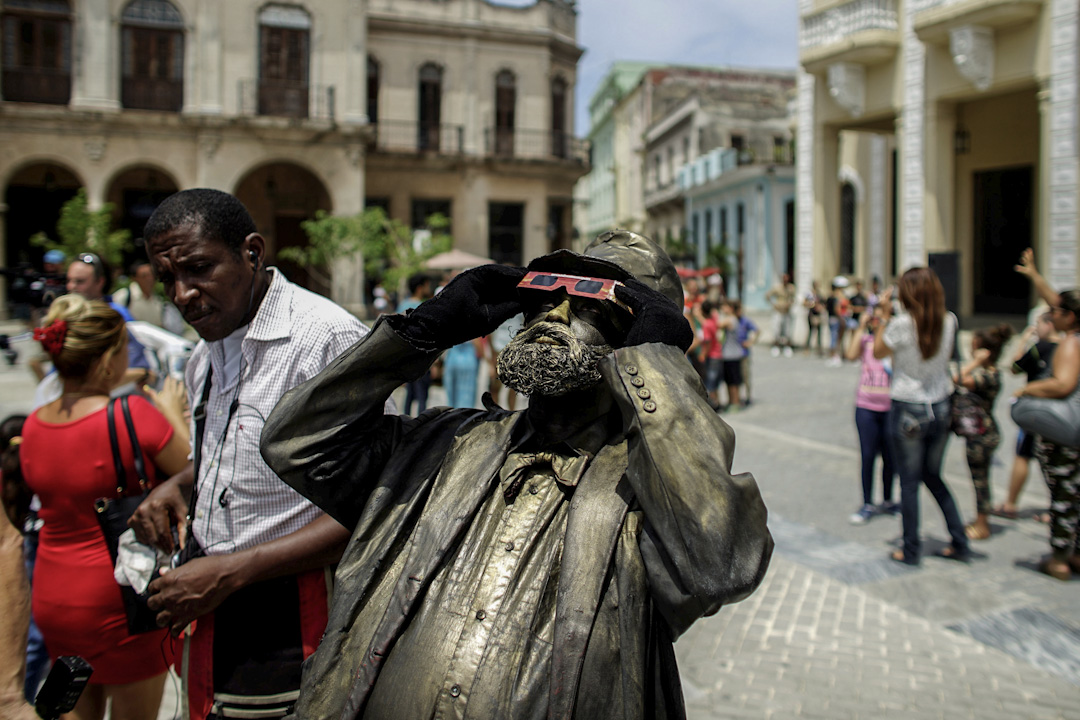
[34,319,67,355]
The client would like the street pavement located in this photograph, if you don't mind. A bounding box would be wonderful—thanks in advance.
[1,320,1078,719]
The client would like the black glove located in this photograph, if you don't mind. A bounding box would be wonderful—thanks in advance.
[614,278,693,352]
[386,264,527,351]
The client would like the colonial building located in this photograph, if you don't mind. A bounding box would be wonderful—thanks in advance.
[798,0,1079,317]
[0,0,587,315]
[364,0,586,266]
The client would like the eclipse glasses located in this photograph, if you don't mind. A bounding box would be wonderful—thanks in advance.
[517,271,633,314]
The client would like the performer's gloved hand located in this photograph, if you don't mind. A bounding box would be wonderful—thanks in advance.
[614,278,693,351]
[387,264,528,351]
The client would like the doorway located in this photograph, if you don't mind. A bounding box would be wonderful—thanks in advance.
[973,166,1032,315]
[489,203,524,265]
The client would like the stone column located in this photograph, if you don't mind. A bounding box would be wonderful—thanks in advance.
[71,0,120,111]
[898,0,927,270]
[868,134,888,283]
[922,101,955,255]
[796,71,816,295]
[189,1,223,115]
[1046,0,1079,288]
[331,147,367,315]
[342,5,367,124]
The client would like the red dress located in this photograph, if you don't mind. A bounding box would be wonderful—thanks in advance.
[21,396,176,685]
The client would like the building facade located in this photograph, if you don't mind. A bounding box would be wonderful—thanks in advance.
[798,0,1079,317]
[0,0,587,316]
[364,0,587,266]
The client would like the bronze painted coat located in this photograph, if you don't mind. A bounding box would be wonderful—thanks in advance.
[261,321,773,720]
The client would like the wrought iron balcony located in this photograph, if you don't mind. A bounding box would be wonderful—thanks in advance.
[122,76,182,112]
[370,120,464,154]
[238,79,334,120]
[1,67,70,105]
[482,128,589,164]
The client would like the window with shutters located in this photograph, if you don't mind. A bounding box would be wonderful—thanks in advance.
[551,76,567,158]
[418,63,442,151]
[120,0,184,112]
[494,70,515,156]
[1,0,71,105]
[258,5,310,118]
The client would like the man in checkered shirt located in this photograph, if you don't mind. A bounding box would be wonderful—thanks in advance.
[129,189,381,720]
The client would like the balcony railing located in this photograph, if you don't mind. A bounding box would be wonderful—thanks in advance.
[676,146,795,192]
[483,128,589,164]
[370,121,464,154]
[1,67,70,105]
[122,76,182,112]
[800,0,898,51]
[238,79,334,120]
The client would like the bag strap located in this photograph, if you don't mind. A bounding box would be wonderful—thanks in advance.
[120,395,149,491]
[188,364,215,521]
[106,398,125,496]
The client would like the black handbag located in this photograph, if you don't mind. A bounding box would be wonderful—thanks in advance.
[93,396,162,635]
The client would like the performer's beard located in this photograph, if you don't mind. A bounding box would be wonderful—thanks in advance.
[497,321,612,397]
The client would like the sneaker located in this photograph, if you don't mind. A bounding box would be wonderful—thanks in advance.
[770,347,781,358]
[879,501,901,516]
[825,356,843,367]
[849,504,875,525]
[783,347,793,358]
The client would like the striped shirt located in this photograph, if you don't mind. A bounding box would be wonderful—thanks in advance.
[185,268,376,555]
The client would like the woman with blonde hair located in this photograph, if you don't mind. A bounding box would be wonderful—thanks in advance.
[18,295,189,720]
[874,267,969,565]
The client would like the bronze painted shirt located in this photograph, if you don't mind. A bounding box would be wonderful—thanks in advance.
[364,452,585,719]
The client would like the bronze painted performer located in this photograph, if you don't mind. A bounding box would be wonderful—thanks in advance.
[261,231,772,719]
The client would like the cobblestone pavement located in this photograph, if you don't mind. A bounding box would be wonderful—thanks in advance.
[678,341,1080,719]
[3,322,1078,719]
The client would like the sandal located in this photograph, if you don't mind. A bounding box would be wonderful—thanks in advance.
[990,505,1018,519]
[890,549,919,566]
[1038,559,1071,581]
[935,546,971,563]
[1034,512,1051,524]
[965,523,991,541]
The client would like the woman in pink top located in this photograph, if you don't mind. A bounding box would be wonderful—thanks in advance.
[845,305,896,524]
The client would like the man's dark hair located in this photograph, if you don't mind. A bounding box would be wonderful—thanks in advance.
[407,273,430,297]
[144,189,257,256]
[129,259,150,275]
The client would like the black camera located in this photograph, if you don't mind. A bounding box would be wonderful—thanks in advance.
[34,655,93,720]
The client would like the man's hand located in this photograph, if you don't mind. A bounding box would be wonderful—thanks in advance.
[129,471,190,553]
[387,265,527,351]
[147,555,240,636]
[614,278,693,351]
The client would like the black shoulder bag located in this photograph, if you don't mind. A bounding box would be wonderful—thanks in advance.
[93,396,161,635]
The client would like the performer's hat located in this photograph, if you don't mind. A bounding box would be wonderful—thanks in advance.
[526,230,683,307]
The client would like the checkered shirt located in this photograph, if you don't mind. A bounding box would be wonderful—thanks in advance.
[185,268,374,555]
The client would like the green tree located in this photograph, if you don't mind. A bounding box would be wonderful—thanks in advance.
[281,207,451,295]
[30,188,133,267]
[705,245,738,277]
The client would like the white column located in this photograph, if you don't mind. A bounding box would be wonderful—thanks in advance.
[71,0,120,110]
[342,6,367,124]
[899,0,927,269]
[1047,0,1080,288]
[189,1,223,114]
[868,134,888,282]
[796,70,816,295]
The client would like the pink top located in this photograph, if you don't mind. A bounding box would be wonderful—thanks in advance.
[856,334,891,412]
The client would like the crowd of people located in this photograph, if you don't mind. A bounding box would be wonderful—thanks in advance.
[0,190,1076,720]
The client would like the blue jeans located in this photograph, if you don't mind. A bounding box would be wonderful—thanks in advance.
[855,407,895,506]
[24,531,49,701]
[888,399,968,561]
[829,317,842,351]
[403,372,432,415]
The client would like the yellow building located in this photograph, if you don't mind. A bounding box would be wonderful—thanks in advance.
[0,0,586,316]
[798,0,1079,317]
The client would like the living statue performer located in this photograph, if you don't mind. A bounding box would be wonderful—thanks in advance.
[261,230,773,719]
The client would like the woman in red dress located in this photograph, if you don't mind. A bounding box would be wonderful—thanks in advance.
[20,295,190,720]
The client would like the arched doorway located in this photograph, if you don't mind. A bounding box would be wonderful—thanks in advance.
[234,162,332,296]
[3,161,81,315]
[105,165,178,271]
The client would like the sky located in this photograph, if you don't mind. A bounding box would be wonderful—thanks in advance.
[571,0,801,133]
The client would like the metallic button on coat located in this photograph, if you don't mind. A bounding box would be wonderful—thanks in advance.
[631,377,645,387]
[449,685,461,698]
[637,388,651,399]
[624,364,638,375]
[529,485,539,495]
[476,610,486,620]
[505,541,515,551]
[643,400,657,413]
